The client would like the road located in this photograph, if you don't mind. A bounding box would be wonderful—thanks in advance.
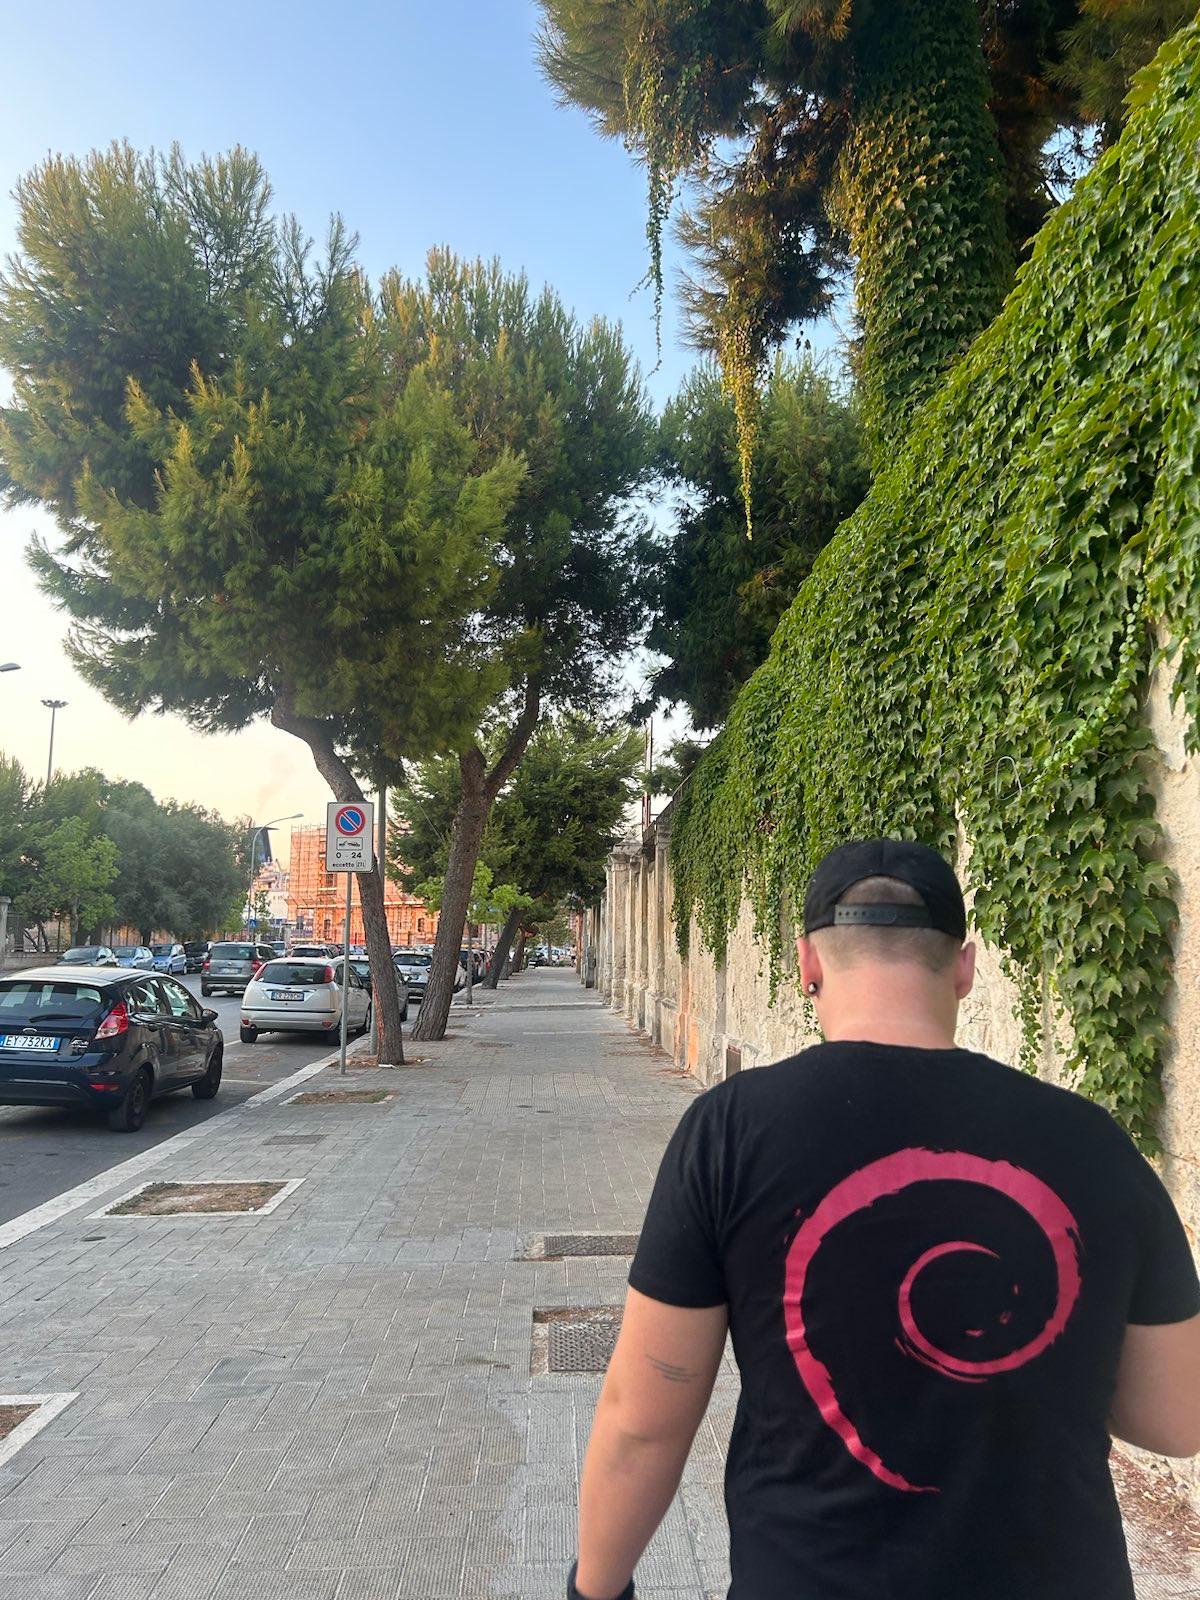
[0,973,339,1226]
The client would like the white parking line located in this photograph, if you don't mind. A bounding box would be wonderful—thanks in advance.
[0,1048,344,1254]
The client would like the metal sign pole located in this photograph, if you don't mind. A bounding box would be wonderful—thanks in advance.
[339,870,352,1076]
[371,785,386,1053]
[466,921,474,1005]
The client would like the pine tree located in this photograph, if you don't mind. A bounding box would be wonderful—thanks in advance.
[383,255,653,1041]
[0,147,524,1063]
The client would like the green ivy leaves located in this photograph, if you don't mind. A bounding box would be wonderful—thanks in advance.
[670,20,1200,1149]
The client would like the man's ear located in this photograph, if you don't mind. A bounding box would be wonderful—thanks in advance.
[955,940,976,1000]
[797,935,823,994]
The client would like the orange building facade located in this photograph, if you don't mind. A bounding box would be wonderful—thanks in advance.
[286,825,437,947]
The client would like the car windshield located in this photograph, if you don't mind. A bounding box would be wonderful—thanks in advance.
[211,943,254,960]
[113,946,138,956]
[0,979,105,1022]
[349,960,371,979]
[61,947,103,962]
[259,961,328,985]
[151,944,173,955]
[396,952,431,968]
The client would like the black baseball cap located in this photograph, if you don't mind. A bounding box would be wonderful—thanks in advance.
[803,838,967,941]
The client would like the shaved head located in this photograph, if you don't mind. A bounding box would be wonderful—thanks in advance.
[809,876,962,975]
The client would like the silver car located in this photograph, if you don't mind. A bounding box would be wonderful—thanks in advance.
[201,941,275,997]
[240,957,371,1043]
[392,948,431,1003]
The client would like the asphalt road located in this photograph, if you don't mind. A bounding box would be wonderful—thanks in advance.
[0,973,339,1226]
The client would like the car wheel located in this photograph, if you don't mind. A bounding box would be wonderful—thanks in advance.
[239,1024,258,1044]
[360,1004,372,1038]
[192,1045,223,1100]
[108,1066,151,1133]
[200,984,212,997]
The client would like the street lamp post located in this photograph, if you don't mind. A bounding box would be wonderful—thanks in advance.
[41,699,67,785]
[246,813,303,939]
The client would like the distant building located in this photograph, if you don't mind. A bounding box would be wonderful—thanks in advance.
[286,824,437,946]
[248,862,291,935]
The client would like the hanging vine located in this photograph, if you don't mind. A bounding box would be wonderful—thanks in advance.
[669,23,1200,1150]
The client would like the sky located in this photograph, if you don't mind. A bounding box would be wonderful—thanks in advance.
[0,0,832,858]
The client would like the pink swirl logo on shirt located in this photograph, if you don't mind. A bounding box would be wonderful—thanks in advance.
[782,1148,1083,1493]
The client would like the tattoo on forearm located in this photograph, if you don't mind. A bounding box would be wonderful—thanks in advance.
[645,1353,698,1383]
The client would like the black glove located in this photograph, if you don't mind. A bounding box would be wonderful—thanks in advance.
[567,1560,635,1600]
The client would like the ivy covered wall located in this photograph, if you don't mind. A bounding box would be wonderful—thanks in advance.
[669,23,1200,1148]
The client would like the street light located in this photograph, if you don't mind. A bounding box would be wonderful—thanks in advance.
[246,813,303,937]
[41,699,67,785]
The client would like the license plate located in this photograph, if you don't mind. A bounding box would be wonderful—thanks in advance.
[1,1034,61,1051]
[270,989,305,1002]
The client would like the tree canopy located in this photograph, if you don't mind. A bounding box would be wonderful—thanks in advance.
[0,757,243,944]
[384,255,653,1039]
[0,145,532,1061]
[646,355,869,729]
[392,714,643,985]
[538,0,1189,484]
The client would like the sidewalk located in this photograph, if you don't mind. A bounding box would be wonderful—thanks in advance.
[0,969,1193,1599]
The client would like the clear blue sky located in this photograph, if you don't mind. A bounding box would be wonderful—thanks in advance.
[0,0,831,839]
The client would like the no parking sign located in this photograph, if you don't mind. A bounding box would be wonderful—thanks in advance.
[325,800,374,872]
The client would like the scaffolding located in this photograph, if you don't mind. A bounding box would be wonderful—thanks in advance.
[286,824,437,946]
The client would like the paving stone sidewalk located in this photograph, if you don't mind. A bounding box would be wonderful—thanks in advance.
[0,969,1194,1598]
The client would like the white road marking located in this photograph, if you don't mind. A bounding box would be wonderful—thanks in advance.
[0,1393,78,1469]
[0,1048,343,1253]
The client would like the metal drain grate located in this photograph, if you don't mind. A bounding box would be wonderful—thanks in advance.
[532,1308,623,1374]
[542,1232,640,1259]
[265,1134,327,1146]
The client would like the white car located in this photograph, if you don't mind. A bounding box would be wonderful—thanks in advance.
[239,957,371,1044]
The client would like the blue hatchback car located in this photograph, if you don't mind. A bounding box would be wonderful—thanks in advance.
[0,967,223,1131]
[150,942,187,975]
[113,944,155,970]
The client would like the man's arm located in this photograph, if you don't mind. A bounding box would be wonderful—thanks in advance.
[1109,1312,1200,1458]
[574,1287,728,1600]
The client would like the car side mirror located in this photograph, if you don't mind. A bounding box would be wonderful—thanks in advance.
[201,1008,218,1024]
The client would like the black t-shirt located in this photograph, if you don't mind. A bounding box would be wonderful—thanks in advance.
[629,1042,1200,1600]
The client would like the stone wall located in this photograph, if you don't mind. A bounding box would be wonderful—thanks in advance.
[597,654,1200,1498]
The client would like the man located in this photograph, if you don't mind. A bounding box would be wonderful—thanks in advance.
[569,839,1200,1600]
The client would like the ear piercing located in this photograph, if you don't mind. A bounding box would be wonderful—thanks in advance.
[806,982,819,996]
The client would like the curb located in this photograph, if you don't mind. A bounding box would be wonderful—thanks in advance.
[0,1040,360,1255]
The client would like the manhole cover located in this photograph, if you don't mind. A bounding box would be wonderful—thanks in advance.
[265,1134,327,1146]
[532,1308,623,1374]
[538,1233,640,1260]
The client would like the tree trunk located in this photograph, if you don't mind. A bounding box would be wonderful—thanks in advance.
[271,694,405,1065]
[485,907,522,989]
[412,678,542,1040]
[512,930,528,974]
[834,0,1011,462]
[411,751,489,1040]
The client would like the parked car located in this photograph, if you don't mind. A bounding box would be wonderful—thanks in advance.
[270,941,287,957]
[392,948,432,1003]
[239,957,370,1043]
[289,941,332,960]
[57,945,118,968]
[348,956,409,1021]
[201,941,275,997]
[151,942,187,975]
[182,940,209,973]
[459,949,485,983]
[0,966,223,1131]
[113,944,155,970]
